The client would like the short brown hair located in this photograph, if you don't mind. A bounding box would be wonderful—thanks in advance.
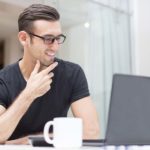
[18,4,60,33]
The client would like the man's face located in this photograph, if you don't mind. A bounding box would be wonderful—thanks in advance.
[27,20,62,67]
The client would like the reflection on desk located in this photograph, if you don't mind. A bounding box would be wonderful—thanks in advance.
[1,145,150,150]
[0,145,101,150]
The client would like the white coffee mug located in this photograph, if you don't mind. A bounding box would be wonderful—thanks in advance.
[43,117,83,148]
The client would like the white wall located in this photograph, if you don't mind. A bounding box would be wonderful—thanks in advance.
[133,0,150,76]
[58,24,88,69]
[4,34,22,66]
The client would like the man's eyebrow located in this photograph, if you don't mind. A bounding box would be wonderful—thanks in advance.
[43,34,62,37]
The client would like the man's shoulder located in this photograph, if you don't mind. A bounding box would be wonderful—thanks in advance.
[55,58,83,81]
[0,62,19,80]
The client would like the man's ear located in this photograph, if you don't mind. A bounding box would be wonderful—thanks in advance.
[18,31,30,46]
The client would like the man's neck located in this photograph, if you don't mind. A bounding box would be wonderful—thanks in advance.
[19,59,36,81]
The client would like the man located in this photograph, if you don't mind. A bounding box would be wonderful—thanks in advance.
[0,4,100,144]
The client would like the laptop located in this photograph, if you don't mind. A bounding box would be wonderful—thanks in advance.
[106,74,150,145]
[30,74,150,146]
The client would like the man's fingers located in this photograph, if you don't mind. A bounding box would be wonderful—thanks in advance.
[41,62,58,75]
[49,72,54,78]
[30,60,40,76]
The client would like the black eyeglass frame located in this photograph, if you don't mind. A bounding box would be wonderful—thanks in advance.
[28,32,66,44]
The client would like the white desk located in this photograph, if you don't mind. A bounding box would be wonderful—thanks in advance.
[0,145,102,150]
[1,145,150,150]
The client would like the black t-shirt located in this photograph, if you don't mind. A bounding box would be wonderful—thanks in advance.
[0,58,90,140]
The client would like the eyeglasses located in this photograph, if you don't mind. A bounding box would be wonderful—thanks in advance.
[28,32,66,44]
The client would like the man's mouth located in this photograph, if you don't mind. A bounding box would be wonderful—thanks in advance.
[46,52,55,57]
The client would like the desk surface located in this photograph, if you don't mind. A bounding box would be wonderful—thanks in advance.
[2,145,150,150]
[0,145,102,150]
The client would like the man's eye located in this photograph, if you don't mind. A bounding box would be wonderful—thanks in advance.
[45,37,54,41]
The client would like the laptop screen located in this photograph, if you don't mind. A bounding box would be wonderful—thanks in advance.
[106,74,150,145]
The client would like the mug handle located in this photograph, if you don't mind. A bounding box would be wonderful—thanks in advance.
[43,121,54,144]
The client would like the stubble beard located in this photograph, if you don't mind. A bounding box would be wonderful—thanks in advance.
[40,57,55,67]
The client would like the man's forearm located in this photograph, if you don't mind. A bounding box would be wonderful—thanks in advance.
[5,132,53,145]
[0,61,57,143]
[0,89,34,143]
[4,136,29,145]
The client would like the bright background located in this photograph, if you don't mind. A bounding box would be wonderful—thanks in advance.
[0,0,150,138]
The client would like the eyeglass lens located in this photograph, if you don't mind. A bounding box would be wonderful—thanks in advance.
[44,35,65,44]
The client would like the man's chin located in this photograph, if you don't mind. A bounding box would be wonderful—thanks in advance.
[41,60,54,67]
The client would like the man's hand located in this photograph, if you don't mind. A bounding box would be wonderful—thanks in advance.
[25,60,58,100]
